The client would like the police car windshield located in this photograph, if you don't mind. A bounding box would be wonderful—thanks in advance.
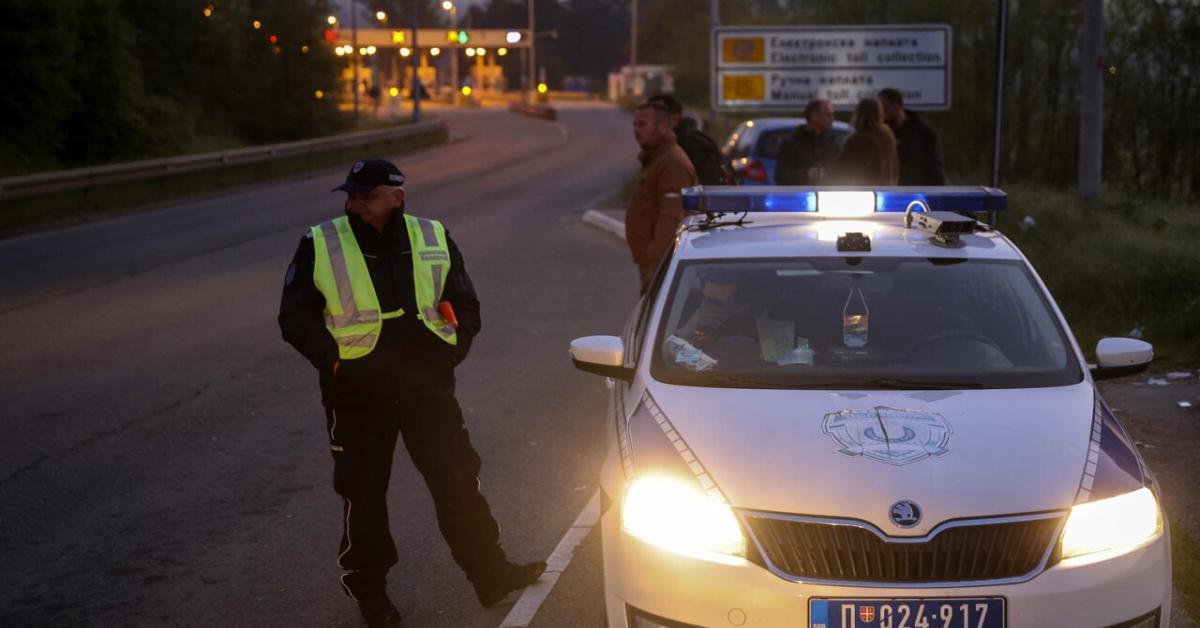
[652,257,1083,390]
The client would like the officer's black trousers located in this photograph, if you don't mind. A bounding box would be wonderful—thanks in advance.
[324,395,506,588]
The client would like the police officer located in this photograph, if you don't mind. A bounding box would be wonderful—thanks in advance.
[278,159,545,627]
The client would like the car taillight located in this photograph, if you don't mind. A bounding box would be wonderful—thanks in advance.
[742,159,768,183]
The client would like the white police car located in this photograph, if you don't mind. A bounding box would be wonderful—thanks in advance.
[569,187,1170,628]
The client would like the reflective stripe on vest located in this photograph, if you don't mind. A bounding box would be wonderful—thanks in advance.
[404,214,458,344]
[311,214,456,360]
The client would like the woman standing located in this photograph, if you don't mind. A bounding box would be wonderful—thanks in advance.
[828,97,900,185]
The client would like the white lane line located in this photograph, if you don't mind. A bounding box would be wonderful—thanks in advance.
[582,209,625,241]
[499,490,601,628]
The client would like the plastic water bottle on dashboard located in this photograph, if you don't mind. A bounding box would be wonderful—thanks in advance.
[842,287,869,348]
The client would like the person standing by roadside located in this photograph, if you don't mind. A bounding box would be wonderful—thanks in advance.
[775,99,840,185]
[828,98,900,186]
[627,101,699,294]
[278,159,545,627]
[877,87,946,185]
[647,94,733,185]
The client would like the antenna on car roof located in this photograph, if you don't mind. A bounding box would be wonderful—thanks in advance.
[687,209,752,232]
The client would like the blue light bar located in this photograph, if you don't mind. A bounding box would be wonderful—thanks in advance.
[681,186,1007,214]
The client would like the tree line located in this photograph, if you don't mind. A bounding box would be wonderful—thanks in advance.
[0,0,354,175]
[5,0,1193,201]
[0,0,630,177]
[637,0,1199,201]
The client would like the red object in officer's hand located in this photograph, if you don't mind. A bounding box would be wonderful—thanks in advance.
[438,301,459,329]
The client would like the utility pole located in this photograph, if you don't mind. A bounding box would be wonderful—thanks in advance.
[988,0,1008,226]
[449,3,459,105]
[709,0,719,129]
[528,0,536,102]
[1078,0,1104,201]
[411,0,420,122]
[990,0,1007,190]
[352,0,360,117]
[630,0,637,69]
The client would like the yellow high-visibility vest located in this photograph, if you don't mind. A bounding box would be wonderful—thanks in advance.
[311,214,458,359]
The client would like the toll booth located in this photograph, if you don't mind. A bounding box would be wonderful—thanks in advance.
[332,28,531,105]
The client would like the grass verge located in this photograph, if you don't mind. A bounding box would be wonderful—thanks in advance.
[0,124,447,238]
[998,184,1200,366]
[1173,521,1200,623]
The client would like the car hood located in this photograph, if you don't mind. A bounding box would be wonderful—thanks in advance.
[642,381,1094,536]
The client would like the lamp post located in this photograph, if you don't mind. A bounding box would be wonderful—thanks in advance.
[528,0,536,103]
[352,0,359,117]
[443,1,459,104]
[412,0,420,122]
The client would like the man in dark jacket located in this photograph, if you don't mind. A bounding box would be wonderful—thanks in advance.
[649,94,733,185]
[877,87,947,185]
[279,159,544,627]
[776,99,840,185]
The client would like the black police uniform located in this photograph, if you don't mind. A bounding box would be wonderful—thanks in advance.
[278,174,536,618]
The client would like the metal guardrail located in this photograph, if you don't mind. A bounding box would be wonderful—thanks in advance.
[0,120,446,201]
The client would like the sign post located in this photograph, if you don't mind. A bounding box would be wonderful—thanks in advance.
[712,25,952,112]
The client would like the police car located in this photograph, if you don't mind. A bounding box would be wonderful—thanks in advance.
[569,187,1170,628]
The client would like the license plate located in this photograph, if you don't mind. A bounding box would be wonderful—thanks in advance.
[809,597,1005,628]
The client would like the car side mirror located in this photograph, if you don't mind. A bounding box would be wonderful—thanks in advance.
[1090,337,1154,381]
[569,335,633,382]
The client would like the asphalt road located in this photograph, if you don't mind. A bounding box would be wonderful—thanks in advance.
[0,103,636,627]
[4,103,1193,628]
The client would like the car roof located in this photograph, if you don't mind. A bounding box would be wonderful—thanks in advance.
[742,118,805,129]
[742,118,853,132]
[674,213,1025,262]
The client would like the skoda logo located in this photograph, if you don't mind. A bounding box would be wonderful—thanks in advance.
[889,500,922,528]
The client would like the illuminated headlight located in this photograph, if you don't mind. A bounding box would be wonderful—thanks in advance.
[621,475,745,558]
[1060,487,1162,559]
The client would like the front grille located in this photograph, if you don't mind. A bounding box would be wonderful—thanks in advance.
[743,512,1064,584]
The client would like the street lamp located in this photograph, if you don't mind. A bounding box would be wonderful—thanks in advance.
[443,1,460,104]
[375,10,387,22]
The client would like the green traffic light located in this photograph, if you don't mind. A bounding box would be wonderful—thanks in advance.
[457,30,469,44]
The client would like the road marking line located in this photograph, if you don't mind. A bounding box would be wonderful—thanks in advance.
[582,210,625,241]
[499,490,600,628]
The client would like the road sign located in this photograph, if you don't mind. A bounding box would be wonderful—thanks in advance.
[712,25,951,112]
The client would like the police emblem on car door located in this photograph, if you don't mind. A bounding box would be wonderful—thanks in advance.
[822,406,953,465]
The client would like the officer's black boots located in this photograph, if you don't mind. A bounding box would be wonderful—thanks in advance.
[473,560,548,608]
[342,570,402,627]
[357,590,402,627]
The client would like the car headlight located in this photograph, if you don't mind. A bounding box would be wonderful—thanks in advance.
[1060,487,1162,559]
[621,475,745,559]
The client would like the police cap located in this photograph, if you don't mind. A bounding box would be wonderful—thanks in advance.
[332,159,406,193]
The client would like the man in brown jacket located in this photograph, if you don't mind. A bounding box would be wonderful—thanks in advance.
[626,101,698,293]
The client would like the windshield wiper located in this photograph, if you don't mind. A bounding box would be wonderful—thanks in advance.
[681,375,983,390]
[842,378,983,390]
[690,374,775,389]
